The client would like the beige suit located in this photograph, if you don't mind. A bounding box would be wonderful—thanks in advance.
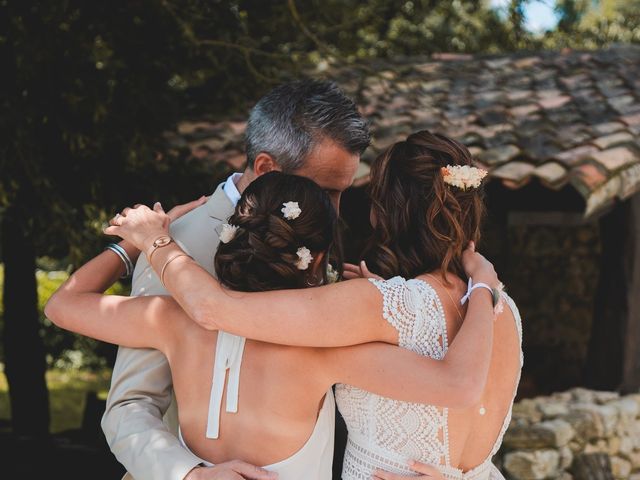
[101,184,235,480]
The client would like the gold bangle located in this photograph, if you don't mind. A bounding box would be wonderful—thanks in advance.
[160,253,192,286]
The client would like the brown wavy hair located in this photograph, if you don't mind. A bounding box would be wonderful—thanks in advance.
[364,131,486,283]
[215,172,342,292]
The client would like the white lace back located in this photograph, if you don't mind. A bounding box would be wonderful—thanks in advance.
[335,277,523,480]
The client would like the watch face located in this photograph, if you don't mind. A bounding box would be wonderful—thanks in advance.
[154,236,172,247]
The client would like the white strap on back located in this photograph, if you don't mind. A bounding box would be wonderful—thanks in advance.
[206,331,246,439]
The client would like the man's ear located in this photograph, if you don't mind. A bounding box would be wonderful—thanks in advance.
[253,153,281,177]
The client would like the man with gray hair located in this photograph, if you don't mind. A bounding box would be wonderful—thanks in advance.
[101,80,369,480]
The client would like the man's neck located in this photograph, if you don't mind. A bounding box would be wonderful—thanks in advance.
[234,169,255,195]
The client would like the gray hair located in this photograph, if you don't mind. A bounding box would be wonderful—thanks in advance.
[245,80,370,172]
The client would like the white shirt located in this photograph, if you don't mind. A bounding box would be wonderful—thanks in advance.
[223,173,242,207]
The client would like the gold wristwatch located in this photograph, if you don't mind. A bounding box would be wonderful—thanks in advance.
[148,235,173,261]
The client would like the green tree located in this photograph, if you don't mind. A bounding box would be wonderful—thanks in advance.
[547,0,640,48]
[0,0,242,437]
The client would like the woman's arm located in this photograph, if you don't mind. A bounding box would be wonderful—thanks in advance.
[105,203,498,349]
[44,241,183,352]
[46,198,207,352]
[319,287,499,409]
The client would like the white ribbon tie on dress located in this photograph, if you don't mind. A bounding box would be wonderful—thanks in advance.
[206,331,247,439]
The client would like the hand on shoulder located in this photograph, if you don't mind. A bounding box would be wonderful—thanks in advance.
[461,241,499,287]
[373,460,444,479]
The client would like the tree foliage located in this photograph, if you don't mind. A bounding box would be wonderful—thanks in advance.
[548,0,640,48]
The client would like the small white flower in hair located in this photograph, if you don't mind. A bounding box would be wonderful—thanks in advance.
[441,165,488,190]
[281,201,302,220]
[219,224,239,244]
[295,247,313,270]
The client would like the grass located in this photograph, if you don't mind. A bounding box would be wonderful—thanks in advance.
[0,261,126,434]
[0,367,112,433]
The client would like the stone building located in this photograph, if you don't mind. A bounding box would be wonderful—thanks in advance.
[171,45,640,399]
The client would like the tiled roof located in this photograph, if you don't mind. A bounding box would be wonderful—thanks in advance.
[170,46,640,218]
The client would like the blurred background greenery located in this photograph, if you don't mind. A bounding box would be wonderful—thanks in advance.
[1,0,639,468]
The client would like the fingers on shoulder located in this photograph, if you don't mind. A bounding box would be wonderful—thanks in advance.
[410,461,444,478]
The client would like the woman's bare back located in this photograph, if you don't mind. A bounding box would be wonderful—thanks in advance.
[433,277,522,472]
[166,318,331,467]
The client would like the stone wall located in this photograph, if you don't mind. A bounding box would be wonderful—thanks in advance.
[495,388,640,479]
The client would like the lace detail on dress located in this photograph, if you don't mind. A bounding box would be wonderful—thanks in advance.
[336,278,523,480]
[337,276,451,479]
[369,277,448,354]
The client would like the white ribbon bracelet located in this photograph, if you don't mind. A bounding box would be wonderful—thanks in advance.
[460,277,495,305]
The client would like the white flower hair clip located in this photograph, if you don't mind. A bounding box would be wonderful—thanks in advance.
[441,165,488,190]
[281,201,302,220]
[295,246,313,270]
[219,224,239,244]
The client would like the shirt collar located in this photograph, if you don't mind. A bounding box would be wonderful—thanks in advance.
[223,172,243,207]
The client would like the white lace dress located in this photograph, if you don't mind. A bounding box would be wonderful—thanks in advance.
[335,277,523,480]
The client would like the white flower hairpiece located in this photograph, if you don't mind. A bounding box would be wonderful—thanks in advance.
[281,201,302,220]
[295,246,313,270]
[441,165,488,190]
[219,224,239,244]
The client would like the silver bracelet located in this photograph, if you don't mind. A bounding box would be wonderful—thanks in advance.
[105,243,133,278]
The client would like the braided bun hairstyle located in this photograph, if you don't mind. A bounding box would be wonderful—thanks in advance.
[215,171,342,292]
[365,130,486,283]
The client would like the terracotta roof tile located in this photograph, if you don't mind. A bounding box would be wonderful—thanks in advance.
[491,161,536,184]
[591,122,627,136]
[478,144,520,165]
[507,90,534,102]
[513,56,542,69]
[618,163,640,199]
[187,137,227,152]
[591,131,635,150]
[532,162,568,188]
[173,46,640,217]
[608,95,636,113]
[510,104,540,117]
[587,146,640,172]
[571,163,608,197]
[538,95,572,110]
[554,126,592,149]
[552,145,600,167]
[468,146,484,158]
[622,113,640,126]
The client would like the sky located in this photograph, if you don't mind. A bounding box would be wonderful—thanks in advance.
[490,0,560,32]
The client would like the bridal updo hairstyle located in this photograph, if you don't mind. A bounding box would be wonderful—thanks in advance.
[214,172,341,292]
[365,131,486,283]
